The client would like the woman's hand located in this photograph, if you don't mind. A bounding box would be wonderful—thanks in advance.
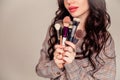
[54,44,65,69]
[63,41,76,64]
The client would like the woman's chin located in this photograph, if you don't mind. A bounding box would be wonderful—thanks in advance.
[70,13,80,18]
[71,15,79,18]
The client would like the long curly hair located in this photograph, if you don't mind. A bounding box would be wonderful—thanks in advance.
[48,0,111,78]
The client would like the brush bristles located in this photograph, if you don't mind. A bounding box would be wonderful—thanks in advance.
[73,18,80,22]
[54,23,61,30]
[63,16,71,27]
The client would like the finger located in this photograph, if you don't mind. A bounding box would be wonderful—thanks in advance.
[54,58,65,64]
[54,52,60,60]
[57,54,63,60]
[64,51,76,59]
[65,41,76,52]
[63,52,71,57]
[64,46,73,53]
[65,41,76,49]
[54,48,64,56]
[54,53,61,60]
[54,44,65,49]
[54,44,61,49]
[54,49,64,60]
[63,56,71,64]
[56,59,65,63]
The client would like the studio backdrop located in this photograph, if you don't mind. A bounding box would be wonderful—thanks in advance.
[0,0,120,80]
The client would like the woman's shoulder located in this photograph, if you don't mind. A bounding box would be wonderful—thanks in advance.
[105,33,114,48]
[102,33,115,58]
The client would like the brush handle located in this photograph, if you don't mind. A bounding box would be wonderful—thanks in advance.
[62,26,69,45]
[63,27,69,37]
[68,28,72,41]
[57,30,60,43]
[70,21,80,42]
[59,27,63,45]
[70,25,76,42]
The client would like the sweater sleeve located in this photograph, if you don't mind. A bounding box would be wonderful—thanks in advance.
[36,28,65,79]
[64,35,116,80]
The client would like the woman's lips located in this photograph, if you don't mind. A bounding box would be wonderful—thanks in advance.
[68,6,78,13]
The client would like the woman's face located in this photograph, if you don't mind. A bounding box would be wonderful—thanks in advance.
[64,0,89,18]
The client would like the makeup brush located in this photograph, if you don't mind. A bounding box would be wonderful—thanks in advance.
[54,23,61,43]
[67,21,73,41]
[75,29,84,39]
[70,18,80,42]
[73,18,80,26]
[56,20,63,45]
[59,27,63,45]
[62,16,71,45]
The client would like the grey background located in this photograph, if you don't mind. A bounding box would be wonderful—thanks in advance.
[0,0,120,80]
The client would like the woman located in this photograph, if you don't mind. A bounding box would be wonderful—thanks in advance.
[36,0,116,80]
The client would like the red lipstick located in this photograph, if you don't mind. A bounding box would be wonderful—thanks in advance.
[68,6,78,13]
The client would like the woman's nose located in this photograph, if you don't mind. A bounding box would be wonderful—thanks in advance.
[66,0,74,4]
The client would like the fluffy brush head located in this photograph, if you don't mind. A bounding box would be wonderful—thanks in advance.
[73,18,80,26]
[54,23,61,30]
[75,29,84,39]
[73,18,80,22]
[63,16,71,27]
